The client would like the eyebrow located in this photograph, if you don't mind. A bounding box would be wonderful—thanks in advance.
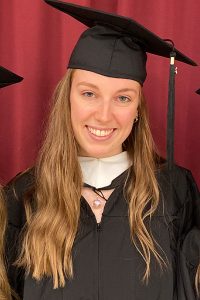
[77,82,99,89]
[116,88,137,94]
[77,82,137,93]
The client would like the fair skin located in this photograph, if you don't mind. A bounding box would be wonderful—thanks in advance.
[70,69,140,159]
[70,69,141,222]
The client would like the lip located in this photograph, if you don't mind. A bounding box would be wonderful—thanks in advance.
[86,125,116,140]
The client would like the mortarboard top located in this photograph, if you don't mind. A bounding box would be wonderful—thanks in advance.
[44,0,197,74]
[196,89,200,95]
[0,66,23,89]
[44,0,197,170]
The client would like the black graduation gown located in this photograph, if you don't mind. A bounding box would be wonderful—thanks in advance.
[5,165,200,300]
[179,228,200,300]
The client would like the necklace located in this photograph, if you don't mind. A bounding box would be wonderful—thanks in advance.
[92,187,107,209]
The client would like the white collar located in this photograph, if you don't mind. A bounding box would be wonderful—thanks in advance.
[78,151,131,189]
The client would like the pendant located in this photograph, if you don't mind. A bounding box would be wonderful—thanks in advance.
[93,198,102,209]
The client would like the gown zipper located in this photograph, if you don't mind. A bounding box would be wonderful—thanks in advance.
[97,222,101,300]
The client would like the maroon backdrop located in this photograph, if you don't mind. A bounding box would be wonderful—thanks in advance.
[0,0,200,187]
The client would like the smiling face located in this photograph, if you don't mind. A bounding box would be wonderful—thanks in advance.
[70,69,141,158]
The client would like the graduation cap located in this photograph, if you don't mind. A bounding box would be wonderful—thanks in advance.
[0,66,23,89]
[44,0,197,169]
[196,89,200,95]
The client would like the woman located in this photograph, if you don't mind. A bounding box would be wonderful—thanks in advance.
[6,2,199,299]
[0,65,23,300]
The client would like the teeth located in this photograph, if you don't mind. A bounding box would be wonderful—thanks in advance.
[88,127,113,137]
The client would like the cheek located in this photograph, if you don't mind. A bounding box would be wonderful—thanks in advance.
[72,105,91,123]
[71,100,94,128]
[118,109,137,130]
[70,94,85,123]
[71,102,81,120]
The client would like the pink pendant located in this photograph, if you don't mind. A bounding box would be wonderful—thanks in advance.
[93,198,101,209]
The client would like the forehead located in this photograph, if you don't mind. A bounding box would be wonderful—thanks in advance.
[71,69,141,91]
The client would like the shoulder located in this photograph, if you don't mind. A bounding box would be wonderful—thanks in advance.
[157,164,199,212]
[157,165,199,205]
[6,167,35,198]
[5,168,35,227]
[157,164,197,192]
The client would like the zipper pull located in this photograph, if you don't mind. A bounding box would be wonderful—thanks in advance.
[97,223,101,231]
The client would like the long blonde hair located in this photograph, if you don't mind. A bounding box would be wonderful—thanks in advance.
[18,69,166,288]
[124,90,166,281]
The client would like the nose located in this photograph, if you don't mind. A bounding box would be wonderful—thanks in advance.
[95,99,113,123]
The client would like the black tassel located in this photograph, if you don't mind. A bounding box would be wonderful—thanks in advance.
[167,49,176,171]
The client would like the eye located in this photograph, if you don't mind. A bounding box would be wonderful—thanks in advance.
[82,91,95,98]
[118,95,131,103]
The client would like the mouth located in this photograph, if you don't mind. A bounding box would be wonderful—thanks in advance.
[86,126,115,137]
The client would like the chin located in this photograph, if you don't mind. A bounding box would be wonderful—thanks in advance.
[84,148,121,158]
[87,152,108,158]
[80,148,108,158]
